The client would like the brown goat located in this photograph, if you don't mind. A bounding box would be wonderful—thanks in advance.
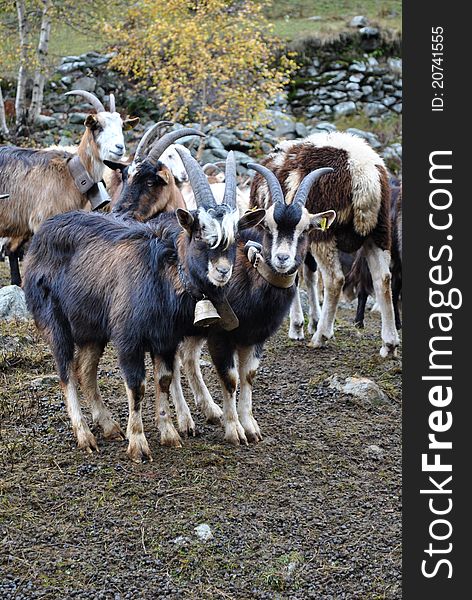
[250,131,399,357]
[0,90,139,285]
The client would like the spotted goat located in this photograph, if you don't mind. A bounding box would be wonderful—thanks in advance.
[250,131,400,357]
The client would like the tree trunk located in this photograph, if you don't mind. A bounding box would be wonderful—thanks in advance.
[0,85,10,136]
[15,0,29,126]
[29,0,53,123]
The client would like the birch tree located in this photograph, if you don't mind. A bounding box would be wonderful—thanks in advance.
[14,0,30,126]
[0,84,10,136]
[29,0,52,122]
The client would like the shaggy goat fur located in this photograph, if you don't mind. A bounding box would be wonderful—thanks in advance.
[0,95,138,285]
[23,204,262,462]
[250,131,399,357]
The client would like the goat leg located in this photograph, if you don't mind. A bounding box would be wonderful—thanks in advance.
[153,354,182,448]
[208,336,247,446]
[237,344,263,443]
[180,337,222,424]
[169,353,196,437]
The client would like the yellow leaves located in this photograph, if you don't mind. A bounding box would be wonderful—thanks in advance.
[109,0,297,129]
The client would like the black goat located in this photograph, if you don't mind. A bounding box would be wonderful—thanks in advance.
[23,150,265,462]
[169,163,336,445]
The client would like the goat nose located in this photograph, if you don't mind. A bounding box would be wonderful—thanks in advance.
[216,265,230,275]
[115,144,124,151]
[276,253,290,264]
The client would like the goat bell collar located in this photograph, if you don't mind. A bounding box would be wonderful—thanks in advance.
[245,241,297,289]
[68,155,110,211]
[178,264,239,331]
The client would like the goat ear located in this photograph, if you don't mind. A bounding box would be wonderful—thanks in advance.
[157,169,171,185]
[84,114,98,128]
[309,210,336,231]
[238,208,266,231]
[123,116,140,130]
[176,208,194,235]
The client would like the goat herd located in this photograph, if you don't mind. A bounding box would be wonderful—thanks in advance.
[0,90,402,463]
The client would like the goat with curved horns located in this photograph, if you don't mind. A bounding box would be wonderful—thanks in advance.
[168,165,336,445]
[23,146,265,461]
[250,131,400,358]
[110,127,206,220]
[0,89,139,285]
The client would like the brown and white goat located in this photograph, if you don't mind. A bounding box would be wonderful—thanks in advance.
[0,90,139,285]
[250,131,400,357]
[104,122,187,214]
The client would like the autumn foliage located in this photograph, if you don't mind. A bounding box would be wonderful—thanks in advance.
[108,0,296,129]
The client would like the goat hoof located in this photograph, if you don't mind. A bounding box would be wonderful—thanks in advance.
[127,433,153,463]
[240,416,262,443]
[177,415,196,438]
[160,430,183,448]
[380,343,398,359]
[288,324,305,341]
[308,337,324,349]
[354,320,364,329]
[224,421,248,446]
[204,402,223,425]
[102,420,125,441]
[76,428,99,453]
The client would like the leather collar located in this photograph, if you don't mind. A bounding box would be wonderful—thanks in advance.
[245,242,297,289]
[178,263,204,301]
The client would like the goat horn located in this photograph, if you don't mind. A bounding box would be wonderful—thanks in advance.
[108,93,116,113]
[293,167,334,207]
[147,128,205,166]
[133,121,173,164]
[247,163,285,205]
[175,145,217,210]
[65,90,105,113]
[222,151,237,209]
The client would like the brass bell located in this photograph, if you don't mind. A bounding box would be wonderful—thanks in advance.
[194,298,221,327]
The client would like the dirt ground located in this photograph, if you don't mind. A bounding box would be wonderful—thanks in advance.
[0,262,402,600]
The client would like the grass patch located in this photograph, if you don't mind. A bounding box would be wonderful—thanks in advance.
[334,112,402,144]
[267,0,402,39]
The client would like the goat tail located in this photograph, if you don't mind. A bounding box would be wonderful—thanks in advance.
[344,249,374,299]
[24,271,75,382]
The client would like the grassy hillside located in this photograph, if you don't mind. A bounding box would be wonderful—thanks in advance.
[269,0,401,38]
[1,0,402,77]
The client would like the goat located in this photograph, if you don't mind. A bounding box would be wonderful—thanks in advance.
[165,160,336,445]
[157,145,250,214]
[105,122,187,215]
[343,181,402,329]
[23,150,265,462]
[0,90,139,285]
[250,131,400,358]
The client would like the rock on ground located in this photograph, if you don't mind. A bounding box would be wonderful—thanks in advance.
[194,523,213,541]
[327,374,390,405]
[0,285,30,320]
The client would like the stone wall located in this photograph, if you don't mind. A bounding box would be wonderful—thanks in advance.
[0,29,402,174]
[290,55,402,122]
